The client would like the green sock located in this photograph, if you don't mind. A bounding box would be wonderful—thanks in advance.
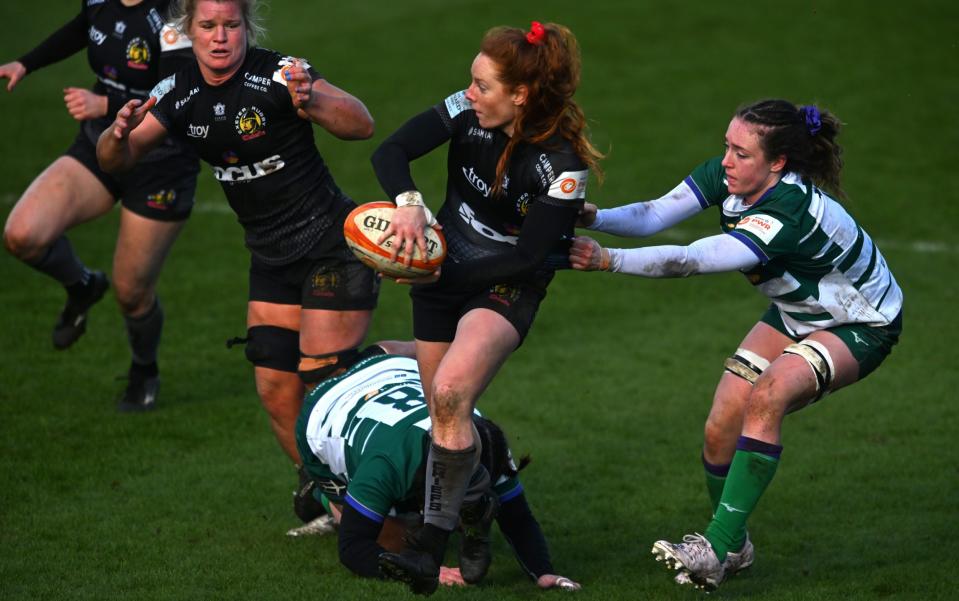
[705,444,780,562]
[704,465,728,515]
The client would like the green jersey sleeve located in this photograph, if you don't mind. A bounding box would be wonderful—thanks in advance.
[345,455,407,523]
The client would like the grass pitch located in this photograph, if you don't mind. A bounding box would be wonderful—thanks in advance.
[1,1,957,600]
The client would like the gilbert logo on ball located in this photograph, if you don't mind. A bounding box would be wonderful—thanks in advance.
[344,202,446,279]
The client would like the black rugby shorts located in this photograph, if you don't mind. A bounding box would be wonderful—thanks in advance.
[66,129,199,222]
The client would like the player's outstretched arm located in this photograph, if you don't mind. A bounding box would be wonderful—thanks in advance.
[96,97,167,173]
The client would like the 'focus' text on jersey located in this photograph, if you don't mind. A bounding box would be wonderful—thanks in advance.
[686,157,902,336]
[150,48,349,265]
[435,90,588,262]
[297,355,521,522]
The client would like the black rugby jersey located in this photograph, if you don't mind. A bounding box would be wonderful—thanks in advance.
[19,0,194,160]
[373,90,589,289]
[151,48,348,265]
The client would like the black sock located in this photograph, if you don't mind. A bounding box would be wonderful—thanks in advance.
[29,236,89,288]
[125,297,164,367]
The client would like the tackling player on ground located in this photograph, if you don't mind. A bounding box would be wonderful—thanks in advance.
[293,342,580,593]
[369,21,603,594]
[571,99,903,590]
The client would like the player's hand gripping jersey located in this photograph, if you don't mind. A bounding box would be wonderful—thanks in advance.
[151,48,351,265]
[374,91,590,289]
[19,0,194,162]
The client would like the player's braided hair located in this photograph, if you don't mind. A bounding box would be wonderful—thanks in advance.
[172,0,267,46]
[736,99,845,198]
[480,22,604,197]
[473,416,530,483]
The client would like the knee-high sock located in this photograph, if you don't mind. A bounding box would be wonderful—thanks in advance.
[125,297,163,367]
[703,453,731,516]
[705,436,781,561]
[28,236,88,288]
[424,423,482,532]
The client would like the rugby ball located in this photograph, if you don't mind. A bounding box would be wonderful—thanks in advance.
[343,202,446,279]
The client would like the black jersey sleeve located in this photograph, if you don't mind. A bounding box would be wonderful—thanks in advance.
[439,198,579,289]
[371,107,452,200]
[17,12,87,74]
[337,503,388,579]
[496,492,554,580]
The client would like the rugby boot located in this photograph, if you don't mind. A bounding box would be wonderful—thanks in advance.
[378,524,445,596]
[117,363,160,413]
[652,533,725,591]
[52,271,109,350]
[674,533,753,585]
[293,465,327,523]
[458,492,499,583]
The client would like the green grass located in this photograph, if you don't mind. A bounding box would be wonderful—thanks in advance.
[1,1,957,600]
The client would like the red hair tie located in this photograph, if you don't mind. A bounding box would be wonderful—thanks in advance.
[525,21,546,45]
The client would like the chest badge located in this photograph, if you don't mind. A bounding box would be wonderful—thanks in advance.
[235,106,266,141]
[126,38,150,70]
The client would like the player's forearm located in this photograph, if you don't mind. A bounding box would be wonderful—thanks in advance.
[306,92,374,140]
[591,181,703,237]
[608,233,760,277]
[96,128,137,173]
[496,493,554,580]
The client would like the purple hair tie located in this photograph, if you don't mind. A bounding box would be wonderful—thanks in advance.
[800,105,822,136]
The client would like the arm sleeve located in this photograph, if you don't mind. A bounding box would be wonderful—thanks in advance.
[608,232,761,277]
[371,108,451,200]
[337,503,388,579]
[496,492,553,580]
[590,180,705,237]
[17,13,88,74]
[439,200,579,289]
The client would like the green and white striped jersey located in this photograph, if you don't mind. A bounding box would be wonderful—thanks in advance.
[295,354,520,523]
[687,157,902,337]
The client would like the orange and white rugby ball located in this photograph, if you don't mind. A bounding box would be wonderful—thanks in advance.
[343,202,446,279]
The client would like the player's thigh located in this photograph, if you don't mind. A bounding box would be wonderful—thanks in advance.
[709,321,795,425]
[112,208,186,309]
[802,329,861,392]
[298,308,372,355]
[5,156,114,251]
[433,308,520,404]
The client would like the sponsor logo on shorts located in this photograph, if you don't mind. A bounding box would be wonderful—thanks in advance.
[126,38,151,70]
[187,123,210,139]
[310,272,340,297]
[213,154,284,182]
[235,106,266,141]
[89,26,106,46]
[146,190,176,210]
[488,284,520,307]
[736,213,784,245]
